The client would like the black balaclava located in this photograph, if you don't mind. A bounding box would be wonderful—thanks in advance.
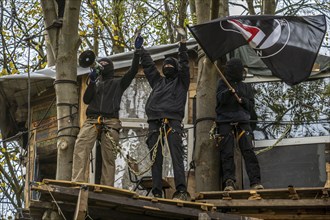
[224,58,245,82]
[162,57,179,79]
[98,57,114,78]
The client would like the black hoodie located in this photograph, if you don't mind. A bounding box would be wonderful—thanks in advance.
[83,50,140,118]
[141,43,190,121]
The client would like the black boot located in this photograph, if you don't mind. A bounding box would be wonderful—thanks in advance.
[224,179,237,191]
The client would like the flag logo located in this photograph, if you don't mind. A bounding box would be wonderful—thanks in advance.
[220,19,291,58]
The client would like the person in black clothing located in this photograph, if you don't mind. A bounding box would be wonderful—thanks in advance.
[71,36,143,186]
[216,58,263,191]
[140,39,190,200]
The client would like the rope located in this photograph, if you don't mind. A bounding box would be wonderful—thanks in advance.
[161,119,171,158]
[209,121,293,156]
[255,124,292,155]
[85,214,94,220]
[45,185,67,220]
[104,125,160,176]
[101,119,184,177]
[53,79,77,85]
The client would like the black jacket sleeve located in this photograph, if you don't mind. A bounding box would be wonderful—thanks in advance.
[239,83,255,113]
[217,80,233,107]
[178,42,190,88]
[83,81,96,104]
[120,49,141,90]
[140,48,162,88]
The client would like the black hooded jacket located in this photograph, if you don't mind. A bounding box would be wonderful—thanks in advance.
[216,79,255,123]
[141,43,190,121]
[83,50,140,118]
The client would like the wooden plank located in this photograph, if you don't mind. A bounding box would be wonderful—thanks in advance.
[234,208,330,220]
[32,184,238,220]
[42,179,137,197]
[29,200,53,219]
[24,131,37,209]
[32,116,57,130]
[40,179,215,209]
[31,101,57,123]
[73,186,89,220]
[137,194,215,209]
[245,214,330,220]
[198,199,330,208]
[197,187,329,200]
[35,126,57,142]
[325,162,330,188]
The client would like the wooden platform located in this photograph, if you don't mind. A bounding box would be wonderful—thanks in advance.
[196,187,330,220]
[28,179,238,220]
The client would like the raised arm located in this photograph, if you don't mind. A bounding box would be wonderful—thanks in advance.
[178,40,190,88]
[83,69,97,104]
[120,49,141,90]
[140,48,162,88]
[120,34,144,90]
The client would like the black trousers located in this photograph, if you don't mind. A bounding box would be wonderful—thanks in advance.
[217,123,261,186]
[147,119,186,195]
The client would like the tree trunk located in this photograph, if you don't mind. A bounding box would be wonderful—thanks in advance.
[177,0,188,42]
[219,0,228,17]
[164,0,175,43]
[246,0,256,15]
[189,0,196,23]
[194,0,220,192]
[55,0,81,180]
[263,0,276,14]
[40,0,59,60]
[41,0,82,181]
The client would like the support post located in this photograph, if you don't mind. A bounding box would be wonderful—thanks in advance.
[325,143,330,189]
[198,213,211,220]
[325,163,330,188]
[74,185,89,220]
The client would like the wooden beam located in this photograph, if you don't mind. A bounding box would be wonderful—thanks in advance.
[197,187,328,200]
[198,199,330,208]
[73,185,89,220]
[33,184,239,220]
[239,213,330,220]
[198,213,211,220]
[325,163,330,188]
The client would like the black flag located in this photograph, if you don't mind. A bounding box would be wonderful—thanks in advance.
[188,15,326,85]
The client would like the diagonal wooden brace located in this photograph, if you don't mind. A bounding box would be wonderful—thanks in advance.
[74,185,89,220]
[325,163,330,189]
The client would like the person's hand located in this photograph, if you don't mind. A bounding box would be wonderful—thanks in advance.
[240,97,249,107]
[89,68,97,83]
[134,33,144,49]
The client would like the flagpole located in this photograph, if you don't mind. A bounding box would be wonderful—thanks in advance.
[212,61,242,103]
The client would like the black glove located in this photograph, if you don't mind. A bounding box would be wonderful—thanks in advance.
[240,97,250,109]
[134,33,144,49]
[240,97,249,104]
[89,68,97,83]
